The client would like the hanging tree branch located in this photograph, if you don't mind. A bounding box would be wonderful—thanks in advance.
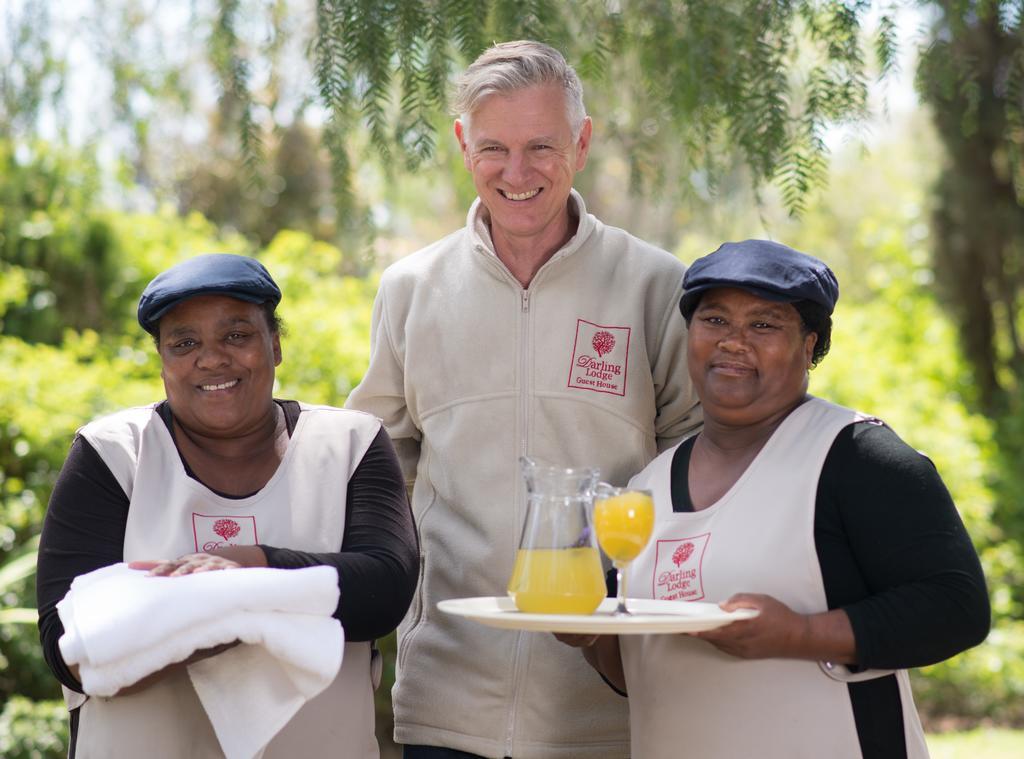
[300,0,886,219]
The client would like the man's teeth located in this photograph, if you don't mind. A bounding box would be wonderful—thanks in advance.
[200,380,239,391]
[503,189,540,201]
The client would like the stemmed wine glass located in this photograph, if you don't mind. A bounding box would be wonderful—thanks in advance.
[593,485,655,615]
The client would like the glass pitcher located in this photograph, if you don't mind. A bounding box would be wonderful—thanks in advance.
[508,457,606,615]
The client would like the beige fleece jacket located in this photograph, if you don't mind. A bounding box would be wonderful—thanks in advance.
[346,190,701,758]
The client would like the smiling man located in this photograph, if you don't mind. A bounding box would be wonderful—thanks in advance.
[346,40,702,759]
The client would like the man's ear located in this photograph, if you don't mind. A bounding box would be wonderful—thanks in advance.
[574,117,593,171]
[454,119,472,170]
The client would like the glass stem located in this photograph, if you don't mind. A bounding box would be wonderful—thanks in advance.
[614,562,629,615]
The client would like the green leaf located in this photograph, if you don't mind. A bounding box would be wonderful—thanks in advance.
[0,535,40,592]
[0,608,38,625]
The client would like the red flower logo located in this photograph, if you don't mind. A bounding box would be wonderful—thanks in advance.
[672,542,694,566]
[213,519,241,541]
[592,331,615,357]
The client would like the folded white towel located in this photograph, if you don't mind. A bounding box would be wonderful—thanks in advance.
[57,563,344,759]
[58,562,339,668]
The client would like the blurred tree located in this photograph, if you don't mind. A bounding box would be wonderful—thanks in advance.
[0,3,66,144]
[916,2,1023,417]
[177,120,336,250]
[915,2,1024,548]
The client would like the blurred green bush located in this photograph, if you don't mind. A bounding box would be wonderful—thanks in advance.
[0,697,67,759]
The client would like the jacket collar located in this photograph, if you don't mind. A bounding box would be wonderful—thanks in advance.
[467,189,596,267]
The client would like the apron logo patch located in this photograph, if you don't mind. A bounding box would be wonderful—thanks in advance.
[567,319,630,396]
[652,533,710,601]
[192,513,258,552]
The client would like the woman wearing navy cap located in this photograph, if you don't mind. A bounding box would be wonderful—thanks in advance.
[36,253,417,758]
[564,240,989,758]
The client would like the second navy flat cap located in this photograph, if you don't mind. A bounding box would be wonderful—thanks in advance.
[137,253,281,334]
[679,239,839,320]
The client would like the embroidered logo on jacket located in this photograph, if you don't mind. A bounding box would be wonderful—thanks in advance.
[651,533,710,601]
[567,319,630,396]
[192,513,258,552]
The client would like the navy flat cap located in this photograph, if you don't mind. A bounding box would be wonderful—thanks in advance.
[679,240,839,320]
[138,253,282,334]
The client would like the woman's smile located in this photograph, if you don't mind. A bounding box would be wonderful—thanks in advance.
[197,378,241,393]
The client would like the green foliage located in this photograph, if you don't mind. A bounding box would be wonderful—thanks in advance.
[262,230,377,404]
[0,141,115,342]
[0,697,67,759]
[927,727,1024,758]
[914,621,1024,728]
[0,330,166,702]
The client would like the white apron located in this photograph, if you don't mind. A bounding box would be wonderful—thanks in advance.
[70,403,382,759]
[620,398,929,759]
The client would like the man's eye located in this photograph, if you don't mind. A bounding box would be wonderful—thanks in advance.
[173,339,196,350]
[753,322,777,330]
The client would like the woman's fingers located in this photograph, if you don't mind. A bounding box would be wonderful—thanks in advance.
[127,560,163,570]
[127,553,243,576]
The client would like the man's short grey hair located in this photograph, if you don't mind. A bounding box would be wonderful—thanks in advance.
[453,40,587,139]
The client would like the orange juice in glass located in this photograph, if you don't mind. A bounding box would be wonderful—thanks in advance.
[594,487,655,614]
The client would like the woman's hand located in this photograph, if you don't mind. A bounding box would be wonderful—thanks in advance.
[692,593,856,664]
[128,546,267,576]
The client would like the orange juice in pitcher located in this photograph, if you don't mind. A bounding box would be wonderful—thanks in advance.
[508,547,605,614]
[510,457,605,615]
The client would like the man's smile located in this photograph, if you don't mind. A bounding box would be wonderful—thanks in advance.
[498,188,542,201]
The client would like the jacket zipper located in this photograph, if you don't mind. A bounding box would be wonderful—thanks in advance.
[519,288,530,454]
[504,285,532,755]
[475,245,556,755]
